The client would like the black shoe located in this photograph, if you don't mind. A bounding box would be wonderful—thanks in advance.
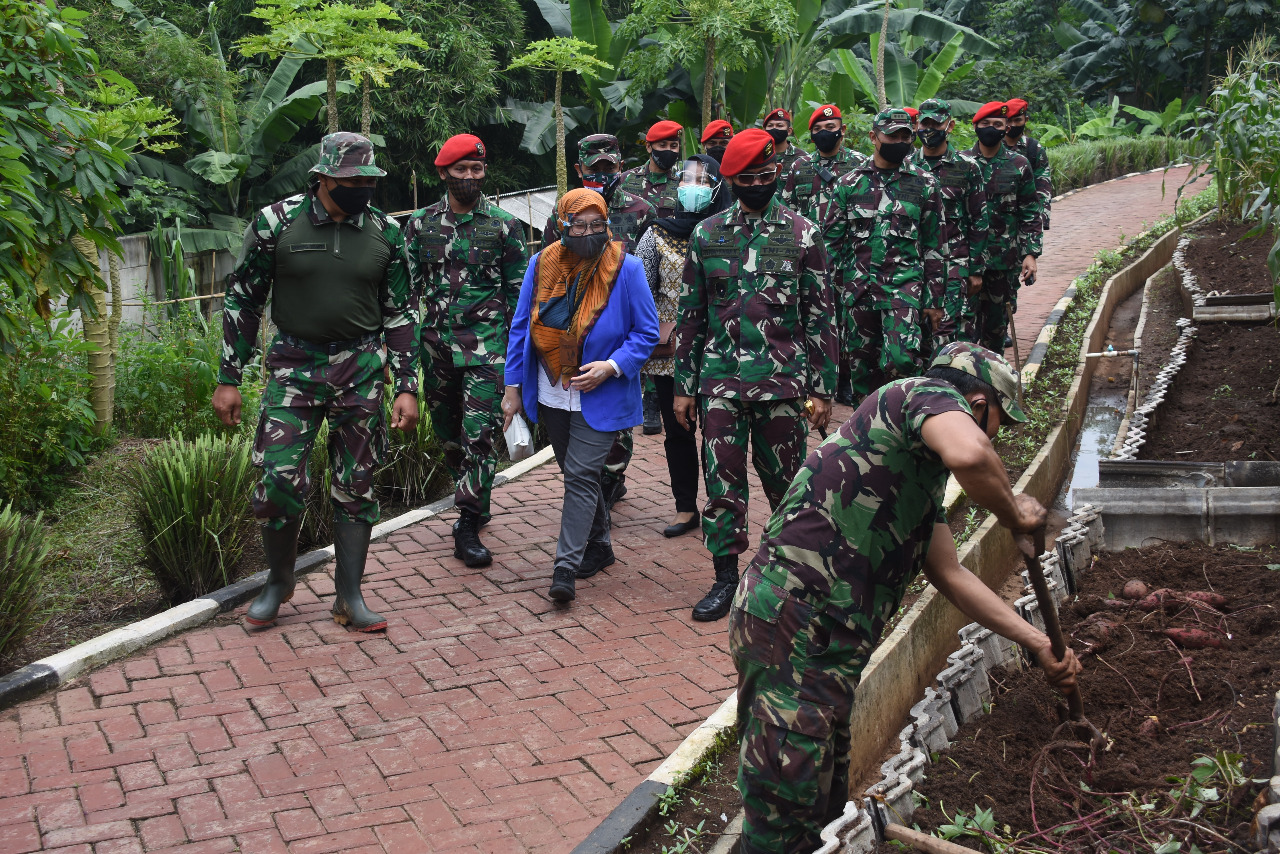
[642,389,662,435]
[549,566,576,601]
[576,541,616,578]
[603,477,627,510]
[692,555,739,622]
[452,509,492,568]
[835,374,855,407]
[1003,333,1014,349]
[662,518,699,538]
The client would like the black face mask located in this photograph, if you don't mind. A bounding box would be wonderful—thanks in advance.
[976,126,1006,148]
[1005,124,1025,140]
[917,127,948,149]
[766,128,789,148]
[328,183,374,216]
[731,179,777,211]
[563,231,609,258]
[705,145,727,163]
[651,149,680,171]
[811,128,842,154]
[878,141,913,165]
[445,175,484,207]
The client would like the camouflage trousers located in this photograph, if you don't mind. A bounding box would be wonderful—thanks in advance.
[845,291,925,400]
[252,335,387,531]
[927,279,973,359]
[423,360,502,520]
[602,428,632,486]
[701,397,807,558]
[730,569,871,854]
[975,269,1020,353]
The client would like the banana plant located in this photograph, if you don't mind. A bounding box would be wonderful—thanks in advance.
[822,32,981,115]
[1122,98,1197,137]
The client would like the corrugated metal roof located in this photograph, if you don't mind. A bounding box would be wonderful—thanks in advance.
[387,185,558,235]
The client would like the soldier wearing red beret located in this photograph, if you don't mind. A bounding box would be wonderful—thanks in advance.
[1004,98,1052,231]
[619,120,684,219]
[762,108,806,175]
[701,119,734,162]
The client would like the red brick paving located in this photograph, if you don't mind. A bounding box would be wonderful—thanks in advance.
[0,167,1195,853]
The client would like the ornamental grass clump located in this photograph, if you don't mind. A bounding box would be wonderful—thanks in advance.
[128,433,255,604]
[0,502,50,657]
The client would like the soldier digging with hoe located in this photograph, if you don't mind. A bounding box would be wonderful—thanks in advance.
[730,342,1082,854]
[215,132,420,633]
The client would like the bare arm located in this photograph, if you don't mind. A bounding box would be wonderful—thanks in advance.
[920,410,1034,529]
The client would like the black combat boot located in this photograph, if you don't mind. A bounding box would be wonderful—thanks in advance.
[602,475,627,510]
[576,541,616,579]
[452,509,492,568]
[331,520,387,632]
[692,554,738,622]
[835,371,855,407]
[642,387,662,435]
[245,519,301,629]
[549,565,576,602]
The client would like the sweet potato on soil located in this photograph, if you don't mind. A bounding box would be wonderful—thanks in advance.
[1122,579,1150,599]
[1161,628,1228,649]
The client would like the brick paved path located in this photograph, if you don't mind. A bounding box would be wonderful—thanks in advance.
[0,166,1196,854]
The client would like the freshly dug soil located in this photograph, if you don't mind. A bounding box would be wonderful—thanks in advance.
[913,541,1280,850]
[1138,320,1280,462]
[624,741,743,853]
[1136,264,1187,406]
[1184,219,1276,296]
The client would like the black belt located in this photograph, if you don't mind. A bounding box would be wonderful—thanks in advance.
[278,331,380,354]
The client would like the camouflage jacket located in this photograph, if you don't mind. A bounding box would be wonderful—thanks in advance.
[966,143,1043,270]
[219,189,419,394]
[404,194,529,368]
[540,187,655,254]
[673,196,838,402]
[779,146,866,224]
[740,377,972,643]
[619,164,679,219]
[775,141,808,177]
[1009,136,1052,230]
[821,157,946,311]
[915,144,991,295]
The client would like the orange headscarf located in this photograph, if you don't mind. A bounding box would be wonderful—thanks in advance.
[531,188,625,387]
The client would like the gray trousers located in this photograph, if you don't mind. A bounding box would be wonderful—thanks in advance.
[539,406,613,572]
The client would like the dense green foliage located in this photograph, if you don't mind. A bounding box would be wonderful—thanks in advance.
[1050,136,1195,194]
[0,502,50,657]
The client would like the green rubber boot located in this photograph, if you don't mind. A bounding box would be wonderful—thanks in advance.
[331,520,387,632]
[245,519,301,629]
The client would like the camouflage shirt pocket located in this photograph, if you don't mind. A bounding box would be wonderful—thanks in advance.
[418,234,448,263]
[847,199,878,239]
[756,244,801,279]
[705,262,739,304]
[888,210,920,241]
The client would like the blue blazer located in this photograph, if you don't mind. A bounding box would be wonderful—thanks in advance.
[506,252,659,432]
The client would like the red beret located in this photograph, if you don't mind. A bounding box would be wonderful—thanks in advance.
[808,104,841,130]
[719,128,776,178]
[435,134,486,167]
[972,101,1009,124]
[763,108,792,125]
[1005,98,1029,118]
[903,107,919,119]
[701,120,734,143]
[646,120,683,142]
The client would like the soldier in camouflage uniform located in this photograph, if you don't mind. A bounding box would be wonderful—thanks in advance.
[967,101,1042,353]
[405,134,529,568]
[762,108,806,176]
[822,108,945,402]
[543,135,657,509]
[914,99,990,353]
[701,119,734,163]
[781,104,867,406]
[619,120,683,220]
[1005,98,1053,231]
[673,129,838,623]
[213,132,420,633]
[731,342,1082,854]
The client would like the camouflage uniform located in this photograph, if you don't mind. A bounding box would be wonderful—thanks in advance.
[779,146,865,225]
[731,376,975,854]
[619,163,679,220]
[220,145,419,531]
[966,143,1042,352]
[405,193,528,520]
[673,195,838,558]
[774,141,808,178]
[915,142,990,351]
[1009,135,1052,230]
[540,188,655,254]
[823,114,945,400]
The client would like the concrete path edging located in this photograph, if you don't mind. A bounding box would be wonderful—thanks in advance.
[0,446,557,712]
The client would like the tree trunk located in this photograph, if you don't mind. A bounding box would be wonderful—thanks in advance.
[876,1,890,109]
[555,70,567,200]
[107,249,121,407]
[73,235,112,431]
[361,74,372,136]
[703,36,716,129]
[326,59,339,133]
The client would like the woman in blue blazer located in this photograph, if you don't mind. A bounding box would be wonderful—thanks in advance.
[502,189,659,602]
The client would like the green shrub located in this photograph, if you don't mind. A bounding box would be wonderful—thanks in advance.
[128,433,256,604]
[377,393,446,508]
[1049,137,1194,195]
[0,312,105,510]
[0,502,50,657]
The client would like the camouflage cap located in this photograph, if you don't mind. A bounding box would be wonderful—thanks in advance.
[918,98,952,123]
[873,108,913,133]
[930,341,1027,422]
[579,134,622,166]
[311,132,386,178]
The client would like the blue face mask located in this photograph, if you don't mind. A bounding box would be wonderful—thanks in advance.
[678,184,714,213]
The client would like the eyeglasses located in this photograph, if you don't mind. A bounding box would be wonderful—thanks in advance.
[566,220,608,236]
[732,167,779,186]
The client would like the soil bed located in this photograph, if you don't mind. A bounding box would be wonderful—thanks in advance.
[1137,320,1280,462]
[623,737,742,853]
[1136,264,1185,403]
[1183,219,1276,296]
[912,540,1280,851]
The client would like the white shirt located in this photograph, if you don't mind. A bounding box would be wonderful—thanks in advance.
[522,359,621,413]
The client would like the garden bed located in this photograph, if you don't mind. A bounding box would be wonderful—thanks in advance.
[1135,264,1186,404]
[621,734,742,853]
[1182,219,1276,296]
[911,540,1280,851]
